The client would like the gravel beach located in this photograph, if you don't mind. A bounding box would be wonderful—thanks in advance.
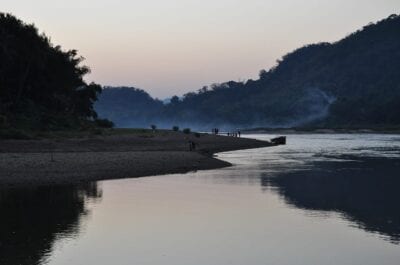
[0,131,273,186]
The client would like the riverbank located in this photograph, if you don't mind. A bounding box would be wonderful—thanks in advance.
[0,130,273,186]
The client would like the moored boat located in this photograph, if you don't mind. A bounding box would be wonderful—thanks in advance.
[271,136,286,145]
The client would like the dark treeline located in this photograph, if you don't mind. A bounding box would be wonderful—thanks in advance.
[96,14,400,130]
[0,13,104,133]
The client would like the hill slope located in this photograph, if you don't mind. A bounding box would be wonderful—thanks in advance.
[97,14,400,129]
[95,87,163,128]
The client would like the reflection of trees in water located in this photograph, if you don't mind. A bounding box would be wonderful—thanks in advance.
[0,183,102,265]
[261,157,400,244]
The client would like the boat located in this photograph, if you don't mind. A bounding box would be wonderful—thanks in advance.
[271,136,286,145]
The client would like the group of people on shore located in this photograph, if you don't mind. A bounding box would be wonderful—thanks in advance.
[188,128,242,151]
[211,128,241,137]
[227,131,241,137]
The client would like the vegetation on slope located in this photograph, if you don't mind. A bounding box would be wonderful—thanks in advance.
[96,14,400,129]
[95,87,163,128]
[162,14,400,128]
[0,13,105,136]
[2,12,399,132]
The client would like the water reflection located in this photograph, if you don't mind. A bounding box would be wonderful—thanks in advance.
[261,156,400,244]
[1,134,400,265]
[0,183,102,265]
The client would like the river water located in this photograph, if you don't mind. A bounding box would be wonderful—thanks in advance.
[1,134,400,265]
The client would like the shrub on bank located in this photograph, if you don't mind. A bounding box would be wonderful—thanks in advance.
[95,118,114,128]
[0,128,32,139]
[0,115,7,128]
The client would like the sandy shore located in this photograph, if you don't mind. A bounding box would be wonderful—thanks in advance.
[0,131,272,186]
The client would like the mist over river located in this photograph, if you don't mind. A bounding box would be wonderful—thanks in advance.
[1,134,400,265]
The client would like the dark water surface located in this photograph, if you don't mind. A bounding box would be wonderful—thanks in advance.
[1,134,400,265]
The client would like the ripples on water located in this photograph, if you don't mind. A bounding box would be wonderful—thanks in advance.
[1,134,400,265]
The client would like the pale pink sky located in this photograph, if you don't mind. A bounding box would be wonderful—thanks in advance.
[3,0,400,98]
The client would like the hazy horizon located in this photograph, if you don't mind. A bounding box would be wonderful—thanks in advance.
[3,0,400,98]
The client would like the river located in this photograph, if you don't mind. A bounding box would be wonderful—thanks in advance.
[1,134,400,265]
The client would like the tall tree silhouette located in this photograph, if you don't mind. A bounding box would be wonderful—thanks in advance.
[0,13,101,130]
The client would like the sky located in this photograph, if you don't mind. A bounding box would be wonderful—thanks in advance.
[3,0,400,98]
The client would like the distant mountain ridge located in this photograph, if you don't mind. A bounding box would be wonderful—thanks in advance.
[96,14,400,129]
[95,87,163,128]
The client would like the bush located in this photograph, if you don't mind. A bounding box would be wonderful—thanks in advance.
[0,128,32,139]
[91,128,103,135]
[183,128,191,134]
[95,118,114,128]
[194,132,201,138]
[172,126,179,132]
[0,115,7,128]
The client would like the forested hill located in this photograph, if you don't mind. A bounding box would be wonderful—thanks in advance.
[2,13,399,132]
[95,87,163,128]
[96,14,400,129]
[163,14,400,128]
[0,13,104,133]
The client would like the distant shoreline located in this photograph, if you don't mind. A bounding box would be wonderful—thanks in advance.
[0,130,273,187]
[242,127,400,134]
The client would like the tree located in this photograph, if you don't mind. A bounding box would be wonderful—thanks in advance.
[0,13,102,130]
[170,96,180,105]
